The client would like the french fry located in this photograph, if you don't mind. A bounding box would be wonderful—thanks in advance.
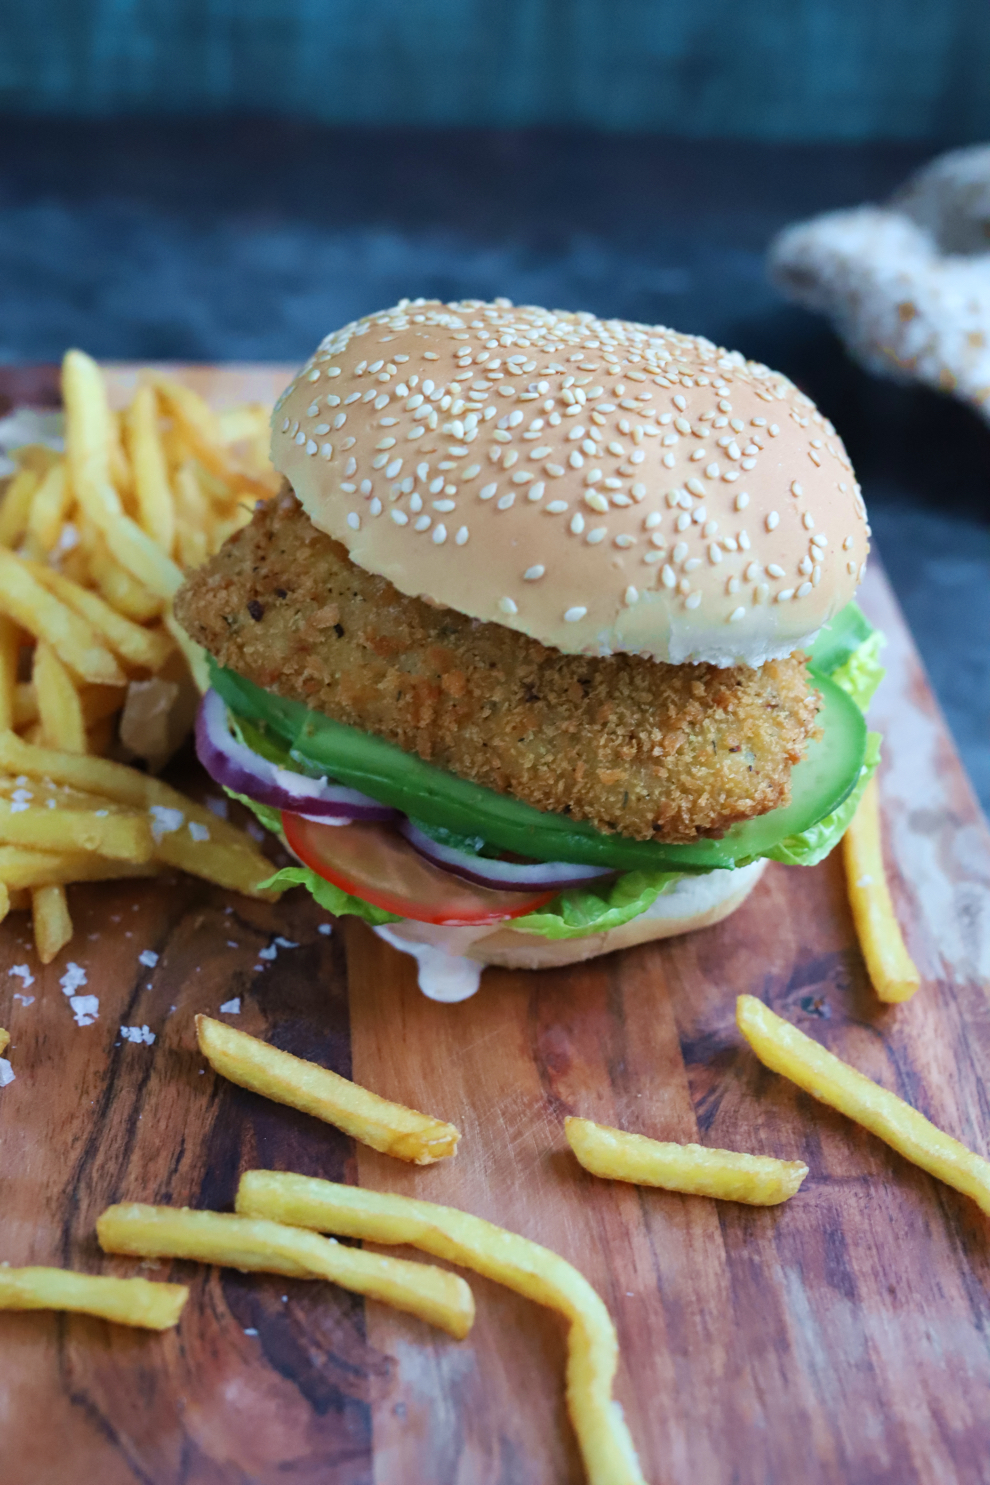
[0,1266,188,1330]
[84,525,164,622]
[27,463,72,552]
[0,467,39,548]
[152,376,275,500]
[34,642,87,753]
[63,351,184,600]
[565,1117,808,1205]
[217,403,271,446]
[196,1015,460,1163]
[30,565,173,673]
[236,1173,646,1485]
[163,612,211,694]
[0,733,277,897]
[173,465,210,570]
[108,409,134,500]
[0,616,19,733]
[736,995,990,1216]
[0,883,9,922]
[125,384,176,553]
[0,548,124,687]
[96,1204,474,1341]
[0,1026,8,1056]
[0,798,152,861]
[32,884,73,964]
[0,846,157,890]
[843,775,921,1003]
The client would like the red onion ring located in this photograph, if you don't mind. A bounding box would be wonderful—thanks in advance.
[399,819,614,893]
[195,689,395,823]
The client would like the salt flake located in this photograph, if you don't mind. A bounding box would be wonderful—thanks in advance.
[219,998,241,1014]
[70,994,99,1027]
[149,806,184,843]
[9,965,34,989]
[59,962,87,997]
[188,822,210,843]
[138,950,159,968]
[0,1059,14,1087]
[120,1024,155,1045]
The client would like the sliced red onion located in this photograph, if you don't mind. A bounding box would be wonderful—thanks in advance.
[399,818,614,893]
[195,689,395,822]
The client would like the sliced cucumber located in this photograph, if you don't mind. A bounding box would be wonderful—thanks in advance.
[211,664,866,874]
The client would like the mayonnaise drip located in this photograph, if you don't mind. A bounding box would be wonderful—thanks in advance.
[372,922,488,1001]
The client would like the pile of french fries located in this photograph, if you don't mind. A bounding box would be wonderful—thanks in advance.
[0,351,282,961]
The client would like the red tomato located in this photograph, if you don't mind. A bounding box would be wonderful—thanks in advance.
[282,814,556,926]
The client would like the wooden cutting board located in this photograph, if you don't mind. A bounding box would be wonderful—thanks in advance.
[1,365,988,1485]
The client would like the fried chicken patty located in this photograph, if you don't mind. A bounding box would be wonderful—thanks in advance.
[175,492,822,842]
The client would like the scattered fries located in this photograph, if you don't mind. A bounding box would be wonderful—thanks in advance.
[565,1117,808,1205]
[97,1203,474,1340]
[736,995,990,1216]
[236,1172,646,1485]
[0,351,282,956]
[0,1264,188,1330]
[843,774,921,1003]
[0,1028,9,1057]
[196,1015,460,1164]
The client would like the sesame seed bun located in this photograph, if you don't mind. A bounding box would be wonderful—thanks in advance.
[272,299,869,667]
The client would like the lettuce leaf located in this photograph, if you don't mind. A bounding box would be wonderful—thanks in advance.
[510,869,684,940]
[225,788,401,924]
[828,630,886,712]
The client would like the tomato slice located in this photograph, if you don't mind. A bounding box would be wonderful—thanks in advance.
[282,814,557,926]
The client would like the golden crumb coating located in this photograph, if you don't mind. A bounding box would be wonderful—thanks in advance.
[175,493,821,843]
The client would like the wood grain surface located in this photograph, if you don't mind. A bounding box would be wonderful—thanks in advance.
[1,366,989,1485]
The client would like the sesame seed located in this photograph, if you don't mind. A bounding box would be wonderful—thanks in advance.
[414,515,431,532]
[797,582,813,598]
[811,533,828,548]
[320,443,332,459]
[803,513,815,529]
[390,510,408,526]
[673,395,687,410]
[703,519,718,536]
[735,492,749,510]
[527,481,545,502]
[729,607,746,622]
[755,583,769,604]
[625,586,639,605]
[685,592,702,609]
[499,596,518,614]
[777,589,794,602]
[708,544,723,564]
[585,492,609,514]
[847,560,857,576]
[433,525,447,544]
[546,500,568,514]
[564,607,587,622]
[497,494,515,510]
[684,557,702,572]
[766,512,779,531]
[479,483,497,500]
[570,513,585,534]
[456,526,469,545]
[523,565,545,581]
[569,451,584,469]
[587,528,607,545]
[661,564,676,587]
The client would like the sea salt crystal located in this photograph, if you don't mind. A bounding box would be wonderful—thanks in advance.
[13,993,33,1006]
[9,965,34,989]
[220,998,241,1014]
[274,937,298,950]
[0,1059,14,1087]
[258,946,277,962]
[138,950,159,968]
[206,797,228,819]
[59,963,87,997]
[120,1024,155,1045]
[188,822,210,842]
[318,924,333,937]
[70,994,99,1027]
[149,805,184,843]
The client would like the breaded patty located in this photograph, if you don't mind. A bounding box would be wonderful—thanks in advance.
[176,493,821,843]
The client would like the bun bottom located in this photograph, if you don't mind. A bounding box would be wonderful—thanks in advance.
[468,860,767,969]
[378,861,767,976]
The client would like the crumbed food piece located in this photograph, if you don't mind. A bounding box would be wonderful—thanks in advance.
[176,493,821,843]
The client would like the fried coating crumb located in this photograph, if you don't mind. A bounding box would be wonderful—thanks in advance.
[176,493,821,843]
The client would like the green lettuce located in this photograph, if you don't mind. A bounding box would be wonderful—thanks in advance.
[510,869,684,940]
[763,731,881,867]
[225,787,401,924]
[828,629,886,712]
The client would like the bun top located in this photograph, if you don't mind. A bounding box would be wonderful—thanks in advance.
[272,299,870,666]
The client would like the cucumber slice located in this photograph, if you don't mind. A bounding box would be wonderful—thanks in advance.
[211,664,866,874]
[806,601,873,677]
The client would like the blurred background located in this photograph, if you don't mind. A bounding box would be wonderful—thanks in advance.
[0,0,987,807]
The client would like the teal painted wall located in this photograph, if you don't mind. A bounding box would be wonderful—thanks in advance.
[1,0,989,140]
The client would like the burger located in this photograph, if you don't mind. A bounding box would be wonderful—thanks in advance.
[175,299,882,1000]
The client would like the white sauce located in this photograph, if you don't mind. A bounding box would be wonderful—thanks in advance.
[373,922,487,1001]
